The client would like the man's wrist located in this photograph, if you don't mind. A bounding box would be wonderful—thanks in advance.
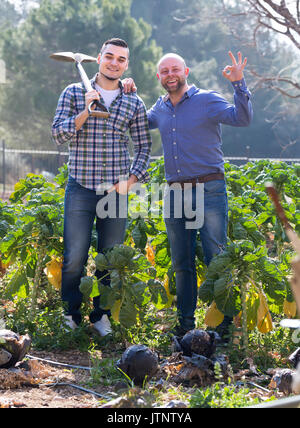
[75,109,89,131]
[129,174,138,184]
[231,77,246,89]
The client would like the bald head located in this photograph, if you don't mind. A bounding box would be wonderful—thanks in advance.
[157,53,186,71]
[157,53,189,95]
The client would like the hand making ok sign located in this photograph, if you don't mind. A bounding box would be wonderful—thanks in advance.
[222,51,247,82]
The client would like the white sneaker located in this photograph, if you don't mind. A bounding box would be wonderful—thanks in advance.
[92,315,112,337]
[63,315,78,331]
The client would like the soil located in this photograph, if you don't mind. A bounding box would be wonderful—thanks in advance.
[0,347,283,408]
[0,349,109,408]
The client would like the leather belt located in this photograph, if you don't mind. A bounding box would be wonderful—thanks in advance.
[168,172,224,188]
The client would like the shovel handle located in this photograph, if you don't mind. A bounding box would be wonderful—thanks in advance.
[75,62,110,119]
[88,101,110,118]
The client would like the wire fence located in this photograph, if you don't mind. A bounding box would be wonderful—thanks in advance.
[1,140,299,198]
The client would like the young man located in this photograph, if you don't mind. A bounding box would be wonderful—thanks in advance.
[52,38,152,335]
[124,51,253,337]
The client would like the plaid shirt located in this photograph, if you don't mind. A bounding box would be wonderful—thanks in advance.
[52,75,152,191]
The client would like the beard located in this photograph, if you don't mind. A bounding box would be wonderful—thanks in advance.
[100,71,119,81]
[162,76,186,93]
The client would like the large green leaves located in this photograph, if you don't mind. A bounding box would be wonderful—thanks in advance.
[80,244,168,329]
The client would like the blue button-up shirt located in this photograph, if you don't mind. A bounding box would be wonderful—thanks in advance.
[147,79,253,182]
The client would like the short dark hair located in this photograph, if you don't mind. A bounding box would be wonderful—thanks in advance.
[101,38,129,55]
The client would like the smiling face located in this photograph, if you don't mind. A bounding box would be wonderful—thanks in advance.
[157,54,189,94]
[97,43,129,81]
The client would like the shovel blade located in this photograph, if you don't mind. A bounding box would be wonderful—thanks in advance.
[50,52,97,63]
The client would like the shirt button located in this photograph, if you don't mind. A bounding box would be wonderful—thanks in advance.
[173,142,176,145]
[103,133,106,136]
[174,156,178,159]
[173,115,176,118]
[173,128,176,131]
[177,169,181,173]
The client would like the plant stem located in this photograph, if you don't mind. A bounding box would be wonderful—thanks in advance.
[241,282,248,355]
[30,246,46,321]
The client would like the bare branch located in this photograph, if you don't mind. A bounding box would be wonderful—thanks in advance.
[250,68,300,97]
[244,0,300,47]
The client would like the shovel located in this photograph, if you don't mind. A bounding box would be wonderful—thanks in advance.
[50,51,110,118]
[265,182,300,329]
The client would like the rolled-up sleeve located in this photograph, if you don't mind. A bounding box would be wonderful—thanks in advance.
[52,85,78,145]
[129,101,152,183]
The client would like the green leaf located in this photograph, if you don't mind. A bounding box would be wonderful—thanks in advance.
[95,253,109,271]
[98,283,117,310]
[148,279,168,309]
[79,276,94,297]
[131,220,147,250]
[131,281,149,306]
[155,246,170,267]
[214,276,241,317]
[6,270,29,298]
[198,279,214,303]
[119,298,138,328]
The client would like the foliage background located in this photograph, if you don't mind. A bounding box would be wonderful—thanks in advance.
[0,0,299,157]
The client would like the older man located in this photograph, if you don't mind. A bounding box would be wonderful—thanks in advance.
[124,51,253,337]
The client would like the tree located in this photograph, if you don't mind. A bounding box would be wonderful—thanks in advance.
[131,0,300,157]
[222,0,300,99]
[0,1,20,28]
[0,0,162,150]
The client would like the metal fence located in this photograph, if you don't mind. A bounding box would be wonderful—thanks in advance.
[1,140,300,197]
[0,141,68,196]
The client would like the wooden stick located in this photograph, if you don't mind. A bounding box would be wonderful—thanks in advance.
[265,183,300,256]
[291,258,300,314]
[265,183,300,314]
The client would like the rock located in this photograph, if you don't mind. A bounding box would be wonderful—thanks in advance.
[270,369,296,395]
[161,400,188,408]
[114,381,129,392]
[0,330,31,368]
[292,365,300,394]
[117,345,159,386]
[178,329,220,358]
[183,353,213,371]
[289,348,300,369]
[0,349,12,366]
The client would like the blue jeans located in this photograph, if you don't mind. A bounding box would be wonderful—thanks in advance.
[62,176,127,325]
[164,180,228,330]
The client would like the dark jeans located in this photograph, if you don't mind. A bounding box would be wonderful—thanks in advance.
[62,176,127,325]
[164,180,228,330]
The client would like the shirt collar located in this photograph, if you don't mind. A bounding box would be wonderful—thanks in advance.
[91,74,123,93]
[162,84,198,103]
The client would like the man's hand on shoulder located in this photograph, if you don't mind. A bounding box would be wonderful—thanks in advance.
[122,78,137,94]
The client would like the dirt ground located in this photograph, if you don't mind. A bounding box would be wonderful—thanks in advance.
[0,347,284,409]
[0,349,109,408]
